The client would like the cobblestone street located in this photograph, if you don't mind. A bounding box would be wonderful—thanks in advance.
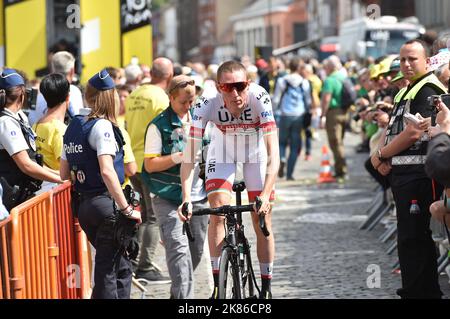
[132,130,450,299]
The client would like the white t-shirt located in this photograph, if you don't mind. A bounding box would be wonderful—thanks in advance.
[61,118,118,160]
[0,109,32,156]
[28,84,84,126]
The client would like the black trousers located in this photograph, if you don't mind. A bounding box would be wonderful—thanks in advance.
[391,178,442,299]
[78,194,132,299]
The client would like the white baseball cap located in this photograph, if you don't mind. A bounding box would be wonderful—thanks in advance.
[429,49,450,72]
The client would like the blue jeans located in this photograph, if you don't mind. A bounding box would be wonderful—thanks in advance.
[278,114,304,178]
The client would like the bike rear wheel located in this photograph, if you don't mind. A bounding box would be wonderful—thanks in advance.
[218,247,242,299]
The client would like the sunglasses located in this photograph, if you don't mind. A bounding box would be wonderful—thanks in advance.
[218,81,249,93]
[169,80,195,94]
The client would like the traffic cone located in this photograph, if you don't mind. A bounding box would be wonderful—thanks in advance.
[317,145,336,183]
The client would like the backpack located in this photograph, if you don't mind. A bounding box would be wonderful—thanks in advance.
[279,79,311,115]
[340,77,357,110]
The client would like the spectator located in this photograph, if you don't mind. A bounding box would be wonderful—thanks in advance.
[426,59,450,228]
[272,57,312,180]
[429,49,450,87]
[259,56,286,97]
[32,73,70,171]
[431,32,449,55]
[106,66,125,85]
[116,84,133,129]
[141,75,208,298]
[28,51,84,126]
[300,63,322,160]
[118,85,137,189]
[427,100,450,228]
[320,55,349,181]
[125,57,173,282]
[204,64,219,93]
[124,64,144,90]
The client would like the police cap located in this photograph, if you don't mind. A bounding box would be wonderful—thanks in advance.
[0,68,25,89]
[88,69,115,91]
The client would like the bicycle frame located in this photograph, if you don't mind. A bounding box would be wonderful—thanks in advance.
[182,181,270,299]
[221,184,259,299]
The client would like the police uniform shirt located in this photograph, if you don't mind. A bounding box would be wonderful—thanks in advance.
[61,118,118,160]
[0,108,31,156]
[393,84,443,186]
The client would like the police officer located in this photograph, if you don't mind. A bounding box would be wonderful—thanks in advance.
[0,69,62,210]
[60,69,141,299]
[371,39,448,298]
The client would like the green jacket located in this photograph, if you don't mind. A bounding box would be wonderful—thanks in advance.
[141,106,186,205]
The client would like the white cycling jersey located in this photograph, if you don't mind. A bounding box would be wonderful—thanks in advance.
[189,83,277,201]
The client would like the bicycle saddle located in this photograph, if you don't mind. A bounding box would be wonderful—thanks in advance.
[232,181,246,192]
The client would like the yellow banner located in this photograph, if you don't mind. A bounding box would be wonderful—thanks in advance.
[80,0,121,83]
[5,0,46,79]
[122,25,152,67]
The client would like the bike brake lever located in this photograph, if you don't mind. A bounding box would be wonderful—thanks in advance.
[182,202,195,242]
[255,196,270,237]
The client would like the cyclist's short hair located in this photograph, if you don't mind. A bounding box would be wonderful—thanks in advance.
[217,61,247,83]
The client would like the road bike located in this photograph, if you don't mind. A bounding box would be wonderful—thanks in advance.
[182,181,270,299]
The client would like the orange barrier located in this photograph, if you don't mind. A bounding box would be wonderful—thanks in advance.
[52,182,78,299]
[0,216,12,298]
[9,192,59,298]
[1,184,92,299]
[52,182,91,299]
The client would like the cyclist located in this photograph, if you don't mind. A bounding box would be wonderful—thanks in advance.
[177,60,280,299]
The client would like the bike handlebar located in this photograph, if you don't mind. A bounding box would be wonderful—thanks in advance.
[182,197,270,241]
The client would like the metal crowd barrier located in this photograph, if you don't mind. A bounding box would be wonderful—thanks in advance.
[0,182,92,299]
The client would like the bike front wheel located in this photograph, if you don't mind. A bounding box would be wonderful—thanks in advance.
[218,247,242,299]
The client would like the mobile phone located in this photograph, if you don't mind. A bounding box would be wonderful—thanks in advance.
[404,112,421,125]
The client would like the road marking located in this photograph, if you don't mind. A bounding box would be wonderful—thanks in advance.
[294,213,368,224]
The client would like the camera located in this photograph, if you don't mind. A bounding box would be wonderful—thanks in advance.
[428,94,450,108]
[24,88,38,110]
[352,105,368,121]
[352,101,393,122]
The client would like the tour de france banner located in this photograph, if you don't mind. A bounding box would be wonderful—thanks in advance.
[120,0,153,67]
[120,0,152,33]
